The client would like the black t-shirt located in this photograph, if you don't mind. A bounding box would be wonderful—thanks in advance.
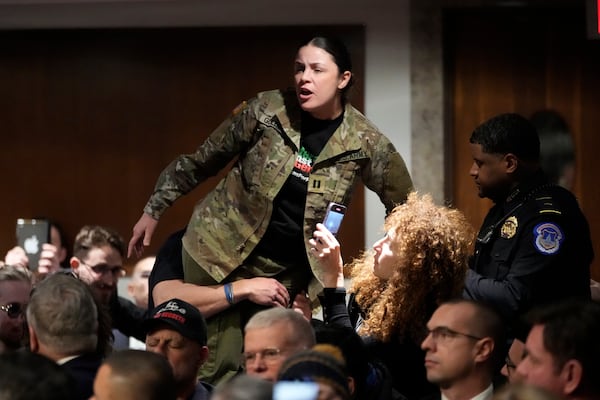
[147,228,186,310]
[252,111,344,267]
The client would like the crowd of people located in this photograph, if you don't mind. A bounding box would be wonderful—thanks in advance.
[0,35,598,400]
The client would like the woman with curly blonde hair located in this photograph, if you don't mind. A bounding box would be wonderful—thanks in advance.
[310,192,475,399]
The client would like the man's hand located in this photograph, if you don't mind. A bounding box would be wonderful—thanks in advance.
[4,246,28,269]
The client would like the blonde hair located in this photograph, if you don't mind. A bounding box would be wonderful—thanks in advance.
[349,192,474,342]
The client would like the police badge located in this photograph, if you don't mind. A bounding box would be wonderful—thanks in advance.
[501,216,518,239]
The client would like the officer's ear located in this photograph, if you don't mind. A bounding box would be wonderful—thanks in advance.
[503,153,518,173]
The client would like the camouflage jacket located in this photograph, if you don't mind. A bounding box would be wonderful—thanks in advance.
[144,89,413,286]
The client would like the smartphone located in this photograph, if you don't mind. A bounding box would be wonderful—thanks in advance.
[323,202,347,236]
[273,381,319,400]
[16,218,50,271]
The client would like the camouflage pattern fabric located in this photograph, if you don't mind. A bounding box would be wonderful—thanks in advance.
[143,88,413,295]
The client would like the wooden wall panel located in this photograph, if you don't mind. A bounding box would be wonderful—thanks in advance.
[446,7,600,279]
[0,27,365,270]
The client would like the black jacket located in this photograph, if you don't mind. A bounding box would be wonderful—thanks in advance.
[464,172,593,322]
[62,353,103,400]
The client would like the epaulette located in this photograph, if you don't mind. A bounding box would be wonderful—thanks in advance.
[231,101,247,117]
[533,194,562,216]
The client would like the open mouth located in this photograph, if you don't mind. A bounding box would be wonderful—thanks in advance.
[298,88,312,101]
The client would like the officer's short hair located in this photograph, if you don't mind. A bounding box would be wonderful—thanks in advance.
[470,113,540,162]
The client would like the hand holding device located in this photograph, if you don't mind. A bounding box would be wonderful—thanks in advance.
[15,218,50,271]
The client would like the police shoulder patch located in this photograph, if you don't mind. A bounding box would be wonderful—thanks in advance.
[533,222,564,255]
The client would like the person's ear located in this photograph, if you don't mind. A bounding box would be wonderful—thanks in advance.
[473,337,494,363]
[199,345,210,365]
[28,325,39,353]
[504,153,519,174]
[338,71,352,90]
[347,376,356,396]
[560,359,583,396]
[70,257,81,271]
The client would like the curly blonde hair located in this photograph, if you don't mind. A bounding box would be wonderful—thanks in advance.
[349,192,474,343]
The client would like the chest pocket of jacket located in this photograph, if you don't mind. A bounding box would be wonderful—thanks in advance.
[241,126,293,190]
[320,159,363,203]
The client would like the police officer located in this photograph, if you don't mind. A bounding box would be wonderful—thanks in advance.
[463,113,593,323]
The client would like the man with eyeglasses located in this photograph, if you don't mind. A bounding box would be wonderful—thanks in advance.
[70,225,146,342]
[497,319,529,384]
[421,299,505,400]
[0,265,32,353]
[242,307,316,382]
[500,338,526,383]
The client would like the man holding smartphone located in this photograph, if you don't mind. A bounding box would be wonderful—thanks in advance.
[6,219,68,275]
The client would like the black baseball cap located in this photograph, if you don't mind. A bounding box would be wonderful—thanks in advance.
[144,298,207,345]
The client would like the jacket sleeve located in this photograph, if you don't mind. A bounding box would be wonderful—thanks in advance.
[361,136,413,214]
[143,99,260,219]
[319,288,353,329]
[111,293,149,342]
[464,216,567,320]
[463,268,527,319]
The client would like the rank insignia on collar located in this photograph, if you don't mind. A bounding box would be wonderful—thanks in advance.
[501,216,518,239]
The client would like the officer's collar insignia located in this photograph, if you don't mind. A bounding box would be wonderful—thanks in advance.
[501,216,518,239]
[533,222,564,255]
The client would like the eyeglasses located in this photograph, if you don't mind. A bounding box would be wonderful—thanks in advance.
[241,348,282,366]
[504,355,517,370]
[426,326,483,342]
[81,262,126,278]
[0,302,26,319]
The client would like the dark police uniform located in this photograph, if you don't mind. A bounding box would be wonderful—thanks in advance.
[464,172,593,322]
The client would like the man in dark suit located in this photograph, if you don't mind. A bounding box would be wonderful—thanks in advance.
[27,273,103,400]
